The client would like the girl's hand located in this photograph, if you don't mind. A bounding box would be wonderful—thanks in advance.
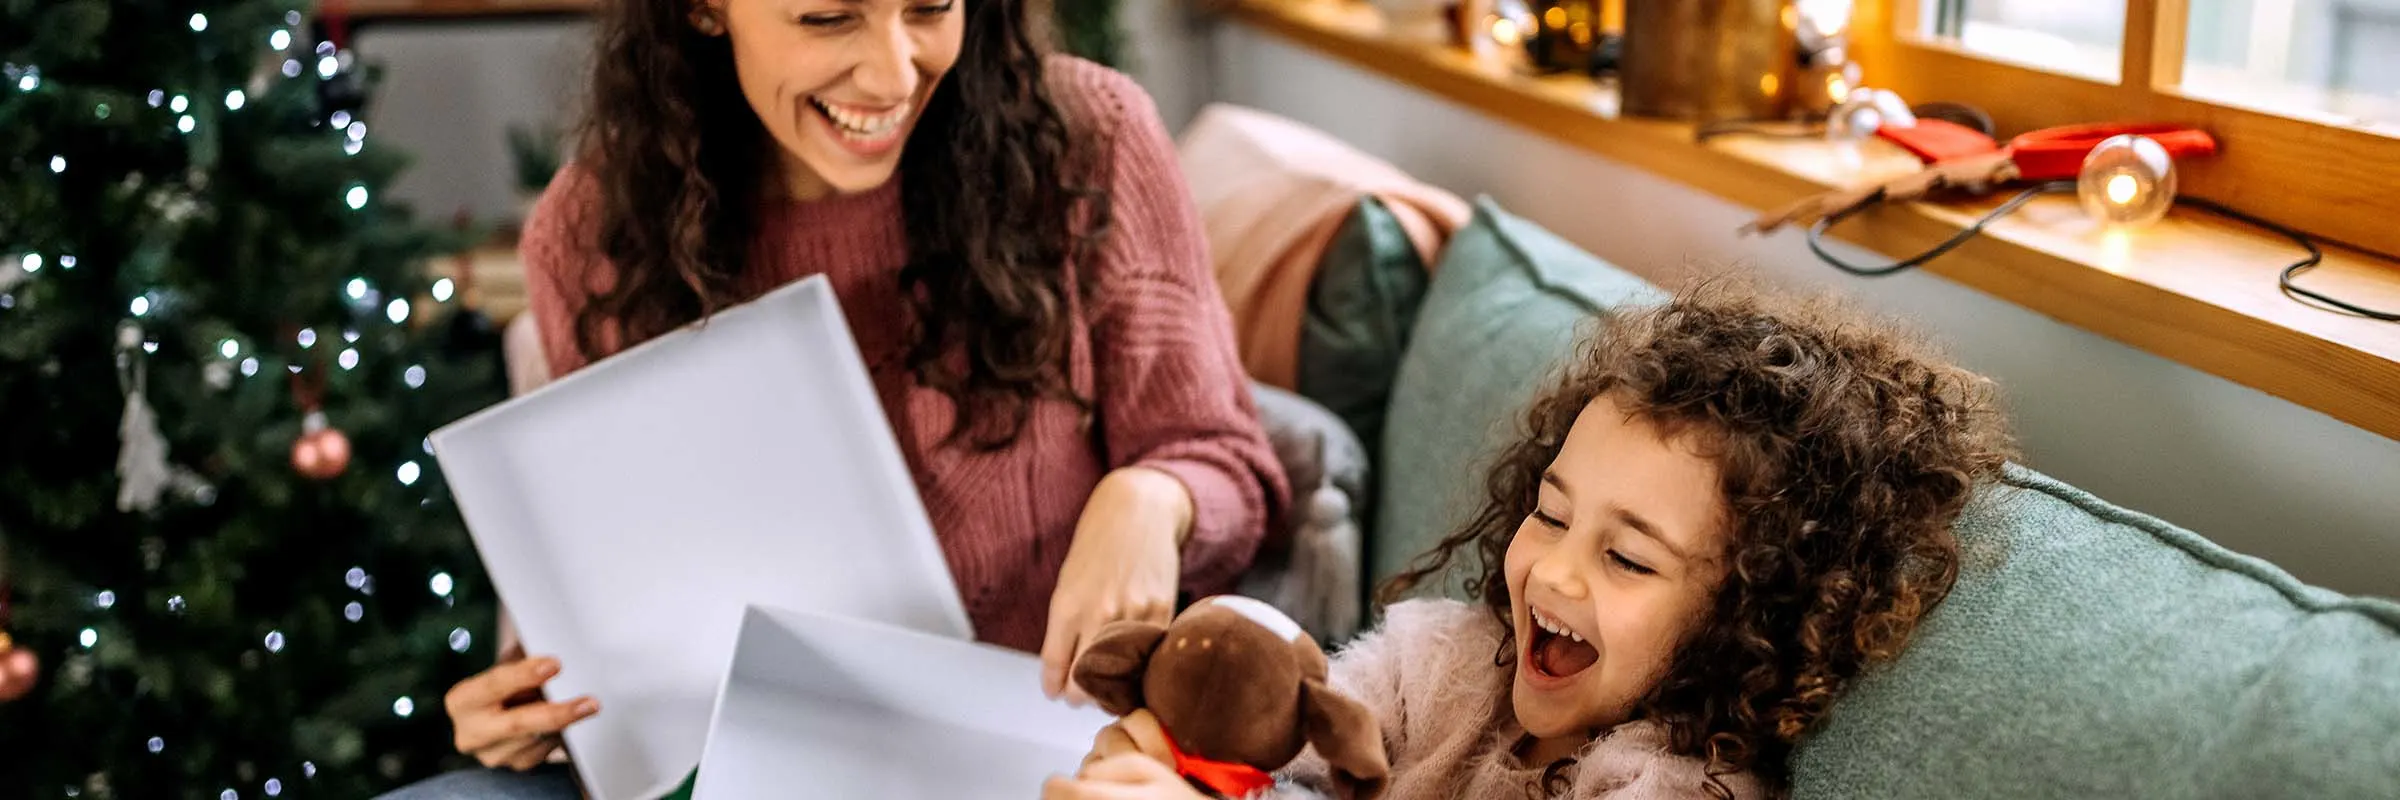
[442,652,600,770]
[0,645,37,702]
[1043,753,1213,800]
[1040,467,1193,705]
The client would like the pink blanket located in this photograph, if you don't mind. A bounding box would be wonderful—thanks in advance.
[1176,104,1469,389]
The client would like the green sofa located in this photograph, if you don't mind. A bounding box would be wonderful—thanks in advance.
[1327,196,2400,798]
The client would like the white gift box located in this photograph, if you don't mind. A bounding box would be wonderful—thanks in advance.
[693,605,1116,800]
[432,276,975,800]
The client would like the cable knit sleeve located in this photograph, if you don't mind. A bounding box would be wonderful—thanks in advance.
[518,162,613,379]
[1059,59,1290,594]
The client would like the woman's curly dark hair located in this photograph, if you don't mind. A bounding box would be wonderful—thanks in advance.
[576,0,1103,448]
[1384,281,2014,789]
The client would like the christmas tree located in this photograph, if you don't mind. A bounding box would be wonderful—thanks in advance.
[2,2,505,796]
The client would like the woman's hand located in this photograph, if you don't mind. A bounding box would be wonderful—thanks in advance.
[442,652,600,770]
[1041,467,1194,705]
[0,643,37,702]
[1043,753,1213,800]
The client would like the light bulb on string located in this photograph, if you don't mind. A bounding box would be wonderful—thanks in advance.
[449,628,473,652]
[345,278,368,301]
[296,328,317,348]
[79,628,98,648]
[49,156,64,173]
[397,461,421,486]
[263,631,285,653]
[337,348,359,370]
[221,339,240,358]
[129,295,151,317]
[59,255,75,269]
[331,110,352,129]
[342,328,360,343]
[14,67,36,92]
[343,602,363,622]
[271,30,292,50]
[288,10,304,25]
[265,779,283,797]
[282,60,302,78]
[189,13,208,31]
[317,56,338,78]
[170,95,188,113]
[343,139,364,156]
[1796,0,1850,39]
[241,358,259,376]
[148,90,165,107]
[387,298,410,323]
[225,90,245,110]
[403,364,426,388]
[430,572,454,597]
[393,697,415,717]
[347,122,367,141]
[95,591,116,609]
[95,103,109,118]
[147,737,164,754]
[21,253,41,273]
[431,278,455,302]
[345,185,369,210]
[2077,134,2177,228]
[178,115,196,134]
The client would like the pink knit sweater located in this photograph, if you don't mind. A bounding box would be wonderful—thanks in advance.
[518,58,1288,653]
[1273,600,1766,800]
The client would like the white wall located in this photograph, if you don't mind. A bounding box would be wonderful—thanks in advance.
[1183,22,2400,599]
[355,20,593,222]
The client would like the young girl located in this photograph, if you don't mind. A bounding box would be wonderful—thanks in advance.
[1047,284,2014,799]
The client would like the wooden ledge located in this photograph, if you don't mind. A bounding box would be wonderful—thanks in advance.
[1227,0,2400,442]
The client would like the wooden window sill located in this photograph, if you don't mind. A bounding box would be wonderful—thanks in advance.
[1226,0,2400,442]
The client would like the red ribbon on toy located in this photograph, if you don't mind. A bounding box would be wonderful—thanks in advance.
[1159,726,1277,799]
[1878,119,2218,180]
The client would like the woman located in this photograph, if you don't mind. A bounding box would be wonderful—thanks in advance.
[387,0,1284,794]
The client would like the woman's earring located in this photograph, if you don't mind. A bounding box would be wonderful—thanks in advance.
[689,10,725,36]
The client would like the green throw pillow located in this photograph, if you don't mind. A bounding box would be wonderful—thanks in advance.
[1372,196,1663,590]
[1297,197,1431,465]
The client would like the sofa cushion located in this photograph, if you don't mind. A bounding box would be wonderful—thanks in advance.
[1792,464,2400,799]
[1373,196,1663,589]
[1298,196,1431,467]
[1239,383,1372,643]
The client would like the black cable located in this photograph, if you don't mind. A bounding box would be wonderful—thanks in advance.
[1806,184,2399,322]
[1806,181,2074,276]
[2176,197,2399,322]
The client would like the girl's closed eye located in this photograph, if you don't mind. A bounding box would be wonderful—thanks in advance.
[1532,509,1567,530]
[1608,550,1656,575]
[910,1,957,17]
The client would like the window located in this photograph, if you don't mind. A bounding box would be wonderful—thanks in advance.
[2180,0,2400,127]
[1858,0,2400,259]
[1924,0,2127,81]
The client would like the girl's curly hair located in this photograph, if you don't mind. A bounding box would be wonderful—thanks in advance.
[1385,281,2014,789]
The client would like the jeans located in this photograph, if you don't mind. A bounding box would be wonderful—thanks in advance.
[374,765,581,800]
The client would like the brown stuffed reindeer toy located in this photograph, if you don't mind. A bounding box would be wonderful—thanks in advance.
[1071,595,1388,800]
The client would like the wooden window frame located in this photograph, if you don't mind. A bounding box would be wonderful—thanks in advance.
[1852,0,2400,260]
